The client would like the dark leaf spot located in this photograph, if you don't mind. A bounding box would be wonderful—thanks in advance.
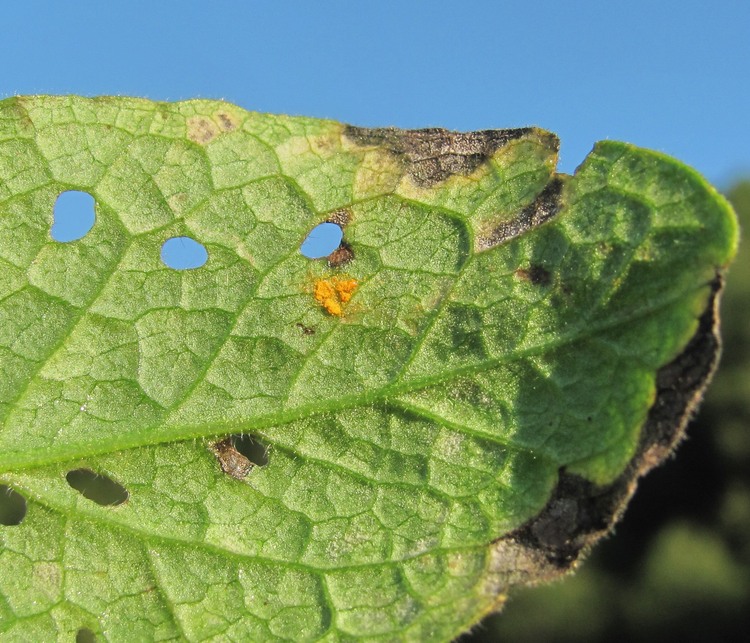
[65,469,129,506]
[344,126,546,187]
[186,116,218,144]
[495,276,724,578]
[212,435,269,480]
[477,177,565,250]
[512,470,628,568]
[0,484,27,526]
[216,112,237,132]
[514,264,552,286]
[296,322,316,336]
[51,190,96,242]
[637,275,723,467]
[160,237,208,270]
[327,241,354,268]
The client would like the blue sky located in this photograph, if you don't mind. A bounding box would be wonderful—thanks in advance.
[2,1,748,185]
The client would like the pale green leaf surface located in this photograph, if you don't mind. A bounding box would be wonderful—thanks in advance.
[0,96,738,641]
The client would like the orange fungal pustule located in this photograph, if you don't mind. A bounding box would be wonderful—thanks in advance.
[312,277,358,316]
[334,278,358,303]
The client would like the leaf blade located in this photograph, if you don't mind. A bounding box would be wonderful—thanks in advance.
[0,96,738,640]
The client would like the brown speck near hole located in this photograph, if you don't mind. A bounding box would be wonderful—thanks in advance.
[212,437,255,480]
[327,241,354,268]
[515,264,552,286]
[326,208,352,227]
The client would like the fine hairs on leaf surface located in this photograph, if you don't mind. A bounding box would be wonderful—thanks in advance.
[0,96,738,641]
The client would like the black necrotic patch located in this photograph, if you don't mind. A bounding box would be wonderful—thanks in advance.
[477,177,565,250]
[505,277,724,570]
[344,125,540,187]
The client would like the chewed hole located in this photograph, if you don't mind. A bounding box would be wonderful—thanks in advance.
[232,434,270,466]
[300,222,343,259]
[51,190,96,242]
[0,484,27,526]
[65,469,129,506]
[160,236,208,270]
[76,628,97,643]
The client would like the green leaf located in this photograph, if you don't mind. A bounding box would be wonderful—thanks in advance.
[0,96,738,641]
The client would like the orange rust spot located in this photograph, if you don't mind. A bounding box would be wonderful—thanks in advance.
[313,277,358,316]
[334,278,358,303]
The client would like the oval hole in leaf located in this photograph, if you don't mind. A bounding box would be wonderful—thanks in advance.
[0,484,27,526]
[160,236,208,270]
[232,434,270,466]
[51,190,96,242]
[65,469,129,506]
[300,222,343,259]
[76,628,97,643]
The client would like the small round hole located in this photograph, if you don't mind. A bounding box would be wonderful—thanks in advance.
[51,190,96,242]
[300,222,343,259]
[0,484,27,526]
[76,628,97,643]
[160,236,208,270]
[65,469,129,506]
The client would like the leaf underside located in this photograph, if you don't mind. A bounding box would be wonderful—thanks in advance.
[0,96,737,641]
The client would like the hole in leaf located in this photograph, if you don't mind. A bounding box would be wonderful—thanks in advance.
[51,190,96,242]
[76,628,97,643]
[233,434,270,466]
[65,469,129,506]
[300,222,343,259]
[160,236,208,270]
[0,484,27,526]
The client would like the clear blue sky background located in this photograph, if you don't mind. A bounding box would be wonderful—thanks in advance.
[2,1,748,185]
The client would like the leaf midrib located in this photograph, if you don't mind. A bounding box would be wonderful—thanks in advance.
[0,279,710,473]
